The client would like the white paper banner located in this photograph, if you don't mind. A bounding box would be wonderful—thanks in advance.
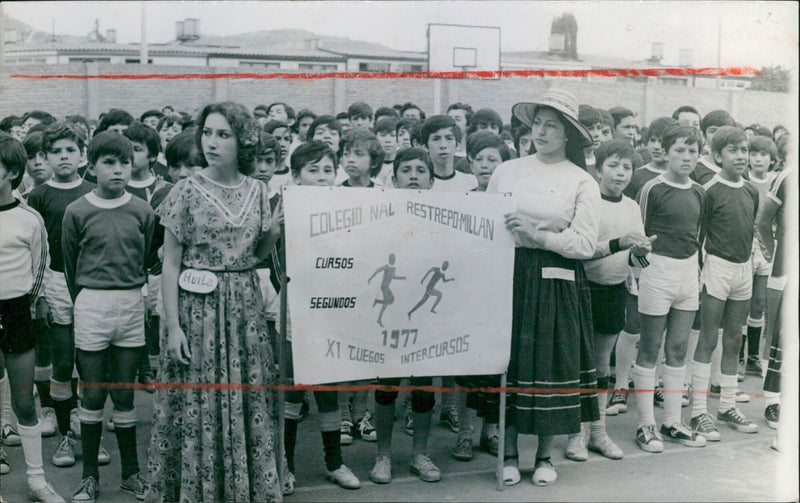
[283,186,516,384]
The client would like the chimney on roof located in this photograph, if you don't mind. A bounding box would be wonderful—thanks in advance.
[105,29,116,43]
[176,18,200,42]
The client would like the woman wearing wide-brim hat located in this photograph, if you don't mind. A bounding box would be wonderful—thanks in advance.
[487,88,601,487]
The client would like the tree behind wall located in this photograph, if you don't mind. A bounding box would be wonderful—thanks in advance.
[748,66,791,93]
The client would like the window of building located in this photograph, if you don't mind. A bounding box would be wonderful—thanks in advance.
[298,63,338,71]
[125,58,153,64]
[68,57,111,63]
[240,61,281,69]
[358,62,391,72]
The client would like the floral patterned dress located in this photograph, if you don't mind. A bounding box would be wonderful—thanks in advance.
[146,172,282,502]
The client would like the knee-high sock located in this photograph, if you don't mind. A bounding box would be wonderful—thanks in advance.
[17,422,46,489]
[411,410,432,457]
[718,373,738,413]
[283,418,298,473]
[746,316,763,360]
[113,409,139,480]
[633,365,656,428]
[79,406,104,481]
[375,403,394,458]
[613,331,639,390]
[690,361,711,418]
[50,378,73,436]
[662,365,685,427]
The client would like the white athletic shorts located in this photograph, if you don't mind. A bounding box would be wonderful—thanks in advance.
[74,288,145,351]
[701,253,752,301]
[750,244,772,277]
[767,275,787,292]
[44,268,73,325]
[638,253,699,316]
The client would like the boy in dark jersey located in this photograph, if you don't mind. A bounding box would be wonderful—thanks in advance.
[690,110,736,185]
[633,125,707,453]
[690,127,760,441]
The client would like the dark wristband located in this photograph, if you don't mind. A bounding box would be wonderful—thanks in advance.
[609,238,621,254]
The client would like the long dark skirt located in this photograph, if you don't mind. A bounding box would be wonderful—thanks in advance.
[506,248,600,435]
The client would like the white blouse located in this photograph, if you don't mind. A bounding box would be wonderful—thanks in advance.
[487,156,600,259]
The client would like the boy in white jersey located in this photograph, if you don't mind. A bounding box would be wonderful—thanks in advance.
[420,115,477,192]
[634,125,707,452]
[690,127,760,441]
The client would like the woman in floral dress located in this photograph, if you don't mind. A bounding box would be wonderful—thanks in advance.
[146,102,282,502]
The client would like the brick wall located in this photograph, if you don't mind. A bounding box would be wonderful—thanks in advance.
[1,64,793,130]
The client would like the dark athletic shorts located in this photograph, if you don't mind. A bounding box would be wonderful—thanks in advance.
[588,281,627,336]
[0,295,35,354]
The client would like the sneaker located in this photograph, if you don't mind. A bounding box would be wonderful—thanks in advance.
[718,408,758,433]
[735,391,750,403]
[606,389,628,415]
[71,476,98,503]
[479,424,499,456]
[745,356,763,376]
[1,424,20,446]
[0,446,9,475]
[403,411,414,436]
[282,472,296,496]
[565,432,588,461]
[120,472,148,500]
[326,464,360,489]
[28,482,66,503]
[52,432,77,467]
[137,372,155,394]
[660,422,707,448]
[70,410,81,438]
[439,408,459,433]
[681,384,691,407]
[40,408,58,438]
[98,445,111,466]
[105,417,115,432]
[451,436,473,461]
[690,413,721,442]
[653,386,665,408]
[588,431,623,460]
[340,420,354,445]
[369,455,392,484]
[635,424,664,453]
[709,384,721,397]
[355,414,377,442]
[410,454,441,482]
[764,403,779,430]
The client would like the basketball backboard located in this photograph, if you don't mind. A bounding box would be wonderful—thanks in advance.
[427,23,501,73]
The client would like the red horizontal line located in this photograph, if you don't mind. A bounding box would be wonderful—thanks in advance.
[10,66,761,81]
[78,381,762,398]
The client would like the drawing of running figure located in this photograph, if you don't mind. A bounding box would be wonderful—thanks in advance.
[407,261,455,320]
[368,253,406,327]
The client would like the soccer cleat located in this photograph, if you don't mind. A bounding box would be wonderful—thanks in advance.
[40,408,58,437]
[52,432,77,467]
[635,424,664,453]
[340,420,354,445]
[690,413,721,442]
[653,386,665,408]
[369,455,392,484]
[606,389,628,415]
[1,424,20,446]
[28,482,66,503]
[439,408,459,433]
[326,464,360,489]
[660,422,707,448]
[451,436,473,461]
[120,472,148,500]
[718,408,758,433]
[355,414,377,442]
[410,454,441,482]
[71,476,99,503]
[764,403,779,430]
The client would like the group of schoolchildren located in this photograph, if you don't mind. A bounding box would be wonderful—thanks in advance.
[0,95,790,503]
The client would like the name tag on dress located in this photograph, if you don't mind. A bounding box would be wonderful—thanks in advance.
[178,269,218,294]
[541,267,575,282]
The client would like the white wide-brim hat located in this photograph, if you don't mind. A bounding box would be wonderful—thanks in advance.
[512,88,593,147]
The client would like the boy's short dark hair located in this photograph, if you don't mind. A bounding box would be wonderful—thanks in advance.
[374,116,399,136]
[307,115,343,141]
[711,126,747,156]
[87,130,133,165]
[393,147,433,179]
[700,110,736,135]
[340,129,385,176]
[753,126,772,138]
[661,124,703,153]
[401,103,425,120]
[0,134,28,190]
[290,140,337,177]
[140,110,164,124]
[123,121,161,158]
[419,115,462,147]
[595,138,636,171]
[22,131,45,159]
[42,122,86,152]
[644,117,679,143]
[671,105,700,122]
[348,101,373,120]
[156,114,185,134]
[257,132,281,163]
[335,112,350,122]
[375,107,399,123]
[446,102,474,123]
[609,106,635,128]
[467,109,503,135]
[0,115,21,133]
[578,105,602,128]
[466,131,511,161]
[94,108,134,135]
[395,118,417,136]
[748,135,778,163]
[165,130,200,169]
[23,111,57,127]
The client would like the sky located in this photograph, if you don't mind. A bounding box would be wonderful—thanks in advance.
[4,1,798,68]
